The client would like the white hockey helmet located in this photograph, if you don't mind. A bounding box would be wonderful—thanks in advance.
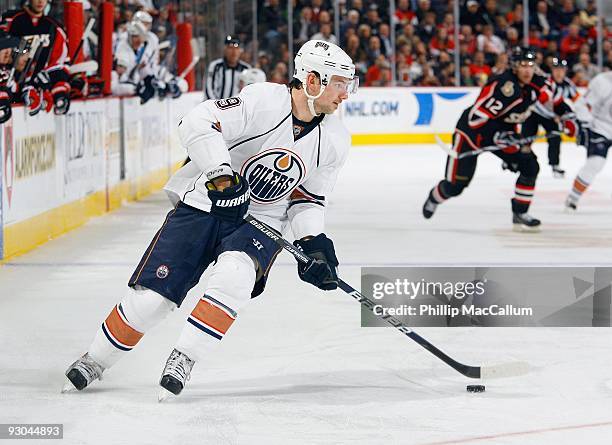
[127,21,147,37]
[134,11,153,25]
[293,39,357,116]
[239,68,266,89]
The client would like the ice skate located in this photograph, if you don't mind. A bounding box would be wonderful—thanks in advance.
[158,348,195,402]
[62,353,104,392]
[512,212,541,232]
[564,197,578,213]
[422,197,438,219]
[551,165,565,178]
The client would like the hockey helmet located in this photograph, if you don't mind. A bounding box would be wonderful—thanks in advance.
[239,68,266,87]
[511,46,537,66]
[134,11,153,25]
[293,39,357,116]
[127,21,147,37]
[551,57,568,68]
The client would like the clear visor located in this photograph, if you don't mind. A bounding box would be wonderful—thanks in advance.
[327,76,359,95]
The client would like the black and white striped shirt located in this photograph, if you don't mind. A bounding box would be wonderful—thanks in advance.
[534,76,579,119]
[204,58,251,100]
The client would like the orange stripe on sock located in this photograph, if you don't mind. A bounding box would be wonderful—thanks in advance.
[573,179,588,193]
[190,299,236,335]
[105,306,144,347]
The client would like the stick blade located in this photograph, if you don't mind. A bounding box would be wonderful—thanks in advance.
[434,134,457,158]
[480,361,531,379]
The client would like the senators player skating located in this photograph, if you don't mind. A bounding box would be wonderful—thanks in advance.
[422,48,576,232]
[62,40,358,400]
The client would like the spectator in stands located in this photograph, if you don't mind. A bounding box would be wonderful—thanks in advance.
[365,35,383,65]
[394,0,417,27]
[416,0,435,23]
[468,50,492,84]
[378,24,393,58]
[559,0,578,28]
[477,24,505,59]
[430,27,454,58]
[310,0,325,23]
[505,27,521,49]
[417,11,437,44]
[532,1,552,38]
[492,52,509,75]
[560,23,585,63]
[364,4,382,30]
[340,9,360,45]
[461,65,476,86]
[462,0,486,34]
[365,55,392,87]
[572,52,599,82]
[311,22,338,45]
[261,0,282,52]
[481,0,499,28]
[296,7,316,47]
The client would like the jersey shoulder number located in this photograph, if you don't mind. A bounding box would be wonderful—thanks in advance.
[214,97,242,110]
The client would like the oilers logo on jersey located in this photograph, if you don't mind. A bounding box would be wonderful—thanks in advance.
[241,148,306,204]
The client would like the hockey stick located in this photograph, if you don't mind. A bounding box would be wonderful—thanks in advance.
[69,60,98,74]
[178,56,200,80]
[435,131,563,160]
[245,215,530,380]
[70,18,96,63]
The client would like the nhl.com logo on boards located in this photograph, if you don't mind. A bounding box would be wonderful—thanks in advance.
[241,148,306,204]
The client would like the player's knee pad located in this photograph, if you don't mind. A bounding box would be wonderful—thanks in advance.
[440,180,467,197]
[579,155,606,182]
[120,286,177,333]
[206,251,256,312]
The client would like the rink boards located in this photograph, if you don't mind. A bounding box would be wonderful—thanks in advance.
[0,93,202,260]
[0,86,579,260]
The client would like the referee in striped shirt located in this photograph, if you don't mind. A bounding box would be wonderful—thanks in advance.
[204,35,251,100]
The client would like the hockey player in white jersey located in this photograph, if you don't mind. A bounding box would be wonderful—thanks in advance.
[238,67,266,90]
[565,72,612,211]
[63,40,358,398]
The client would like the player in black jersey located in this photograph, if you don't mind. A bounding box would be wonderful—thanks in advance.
[522,57,580,178]
[422,48,575,232]
[0,0,70,115]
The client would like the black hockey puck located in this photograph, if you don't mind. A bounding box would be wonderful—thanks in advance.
[466,384,485,393]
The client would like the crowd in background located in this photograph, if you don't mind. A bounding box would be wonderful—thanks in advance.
[242,0,611,87]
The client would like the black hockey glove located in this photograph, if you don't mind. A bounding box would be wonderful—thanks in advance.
[31,70,51,90]
[137,75,156,104]
[0,87,12,124]
[206,171,250,225]
[493,130,522,148]
[294,234,339,291]
[166,77,182,99]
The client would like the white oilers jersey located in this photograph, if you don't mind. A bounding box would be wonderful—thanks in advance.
[165,82,350,237]
[574,72,612,140]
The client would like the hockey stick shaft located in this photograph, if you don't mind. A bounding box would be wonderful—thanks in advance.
[436,131,562,160]
[244,215,503,379]
[70,18,96,63]
[179,56,200,80]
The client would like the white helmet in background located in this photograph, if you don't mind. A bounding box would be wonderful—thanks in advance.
[134,10,153,26]
[293,39,357,116]
[239,68,266,90]
[127,20,147,37]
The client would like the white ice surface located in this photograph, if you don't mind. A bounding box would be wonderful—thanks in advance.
[1,144,612,445]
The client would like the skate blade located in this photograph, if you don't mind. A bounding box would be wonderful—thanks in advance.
[158,387,175,403]
[512,223,541,233]
[564,206,577,214]
[61,377,78,393]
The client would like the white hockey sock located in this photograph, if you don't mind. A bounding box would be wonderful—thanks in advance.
[89,286,176,369]
[568,156,606,203]
[175,251,256,362]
